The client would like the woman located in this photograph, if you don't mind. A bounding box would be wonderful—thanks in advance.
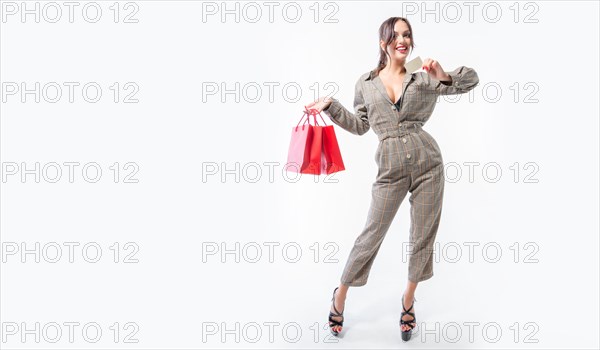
[305,17,479,341]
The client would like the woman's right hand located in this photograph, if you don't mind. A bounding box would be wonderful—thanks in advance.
[305,96,334,114]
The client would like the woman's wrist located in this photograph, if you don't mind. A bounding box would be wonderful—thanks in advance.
[439,73,452,85]
[323,97,337,111]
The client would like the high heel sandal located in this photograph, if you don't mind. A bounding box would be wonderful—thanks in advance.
[328,287,344,336]
[400,294,417,342]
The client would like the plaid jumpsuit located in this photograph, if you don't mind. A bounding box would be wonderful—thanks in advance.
[322,66,479,284]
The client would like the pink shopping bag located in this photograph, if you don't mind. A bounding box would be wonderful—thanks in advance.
[285,111,327,175]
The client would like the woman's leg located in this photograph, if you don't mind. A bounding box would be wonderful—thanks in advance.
[407,161,444,283]
[401,281,418,331]
[329,283,349,334]
[402,158,445,331]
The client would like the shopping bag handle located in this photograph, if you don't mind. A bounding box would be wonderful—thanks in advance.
[294,108,328,131]
[304,106,328,125]
[294,111,311,131]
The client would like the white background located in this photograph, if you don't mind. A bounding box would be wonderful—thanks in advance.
[1,0,599,348]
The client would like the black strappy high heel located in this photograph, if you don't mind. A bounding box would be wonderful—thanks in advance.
[400,294,417,341]
[328,287,344,336]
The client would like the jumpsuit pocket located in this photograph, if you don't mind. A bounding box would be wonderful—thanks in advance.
[375,140,397,168]
[374,139,405,185]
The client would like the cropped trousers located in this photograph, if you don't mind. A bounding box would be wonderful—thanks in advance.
[340,121,445,285]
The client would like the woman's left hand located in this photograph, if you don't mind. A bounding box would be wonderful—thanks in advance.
[422,58,451,82]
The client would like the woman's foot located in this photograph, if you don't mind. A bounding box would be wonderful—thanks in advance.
[400,294,416,331]
[400,293,417,341]
[328,287,346,335]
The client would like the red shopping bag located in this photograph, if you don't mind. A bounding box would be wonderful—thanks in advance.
[285,111,326,175]
[322,121,346,174]
[305,107,345,175]
[285,108,345,175]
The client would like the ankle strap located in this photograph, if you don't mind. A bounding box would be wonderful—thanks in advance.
[402,294,416,312]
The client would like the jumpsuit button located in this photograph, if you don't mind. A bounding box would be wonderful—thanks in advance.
[402,138,407,143]
[391,105,397,111]
[406,154,411,159]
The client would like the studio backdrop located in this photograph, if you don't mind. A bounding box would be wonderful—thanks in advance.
[1,1,598,349]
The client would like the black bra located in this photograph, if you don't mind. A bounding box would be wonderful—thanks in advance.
[394,97,402,108]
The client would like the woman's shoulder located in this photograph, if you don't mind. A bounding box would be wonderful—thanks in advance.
[354,69,376,89]
[359,69,376,82]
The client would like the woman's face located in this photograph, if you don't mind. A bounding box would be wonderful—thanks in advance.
[381,20,412,60]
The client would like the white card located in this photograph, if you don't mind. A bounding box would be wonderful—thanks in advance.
[404,56,423,74]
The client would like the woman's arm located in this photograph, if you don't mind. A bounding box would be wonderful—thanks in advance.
[322,78,370,136]
[427,66,479,95]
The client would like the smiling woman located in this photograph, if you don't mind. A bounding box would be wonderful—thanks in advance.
[304,16,479,342]
[374,18,417,77]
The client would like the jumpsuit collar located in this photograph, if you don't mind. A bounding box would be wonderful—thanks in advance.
[367,69,415,105]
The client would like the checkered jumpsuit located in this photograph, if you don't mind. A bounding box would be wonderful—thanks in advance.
[322,66,479,284]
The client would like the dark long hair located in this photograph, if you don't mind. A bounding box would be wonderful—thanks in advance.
[374,17,416,77]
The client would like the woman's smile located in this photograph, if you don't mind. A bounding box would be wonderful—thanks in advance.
[396,45,408,54]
